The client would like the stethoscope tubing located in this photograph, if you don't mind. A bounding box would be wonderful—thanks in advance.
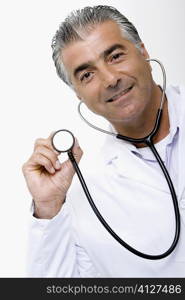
[68,128,180,259]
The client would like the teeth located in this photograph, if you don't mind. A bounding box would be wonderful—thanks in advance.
[113,87,130,100]
[107,86,132,102]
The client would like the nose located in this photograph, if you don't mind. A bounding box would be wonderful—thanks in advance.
[99,65,120,89]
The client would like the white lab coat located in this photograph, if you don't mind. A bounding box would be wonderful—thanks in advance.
[28,85,185,277]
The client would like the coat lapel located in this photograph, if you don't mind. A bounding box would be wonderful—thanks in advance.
[113,143,170,193]
[102,136,169,193]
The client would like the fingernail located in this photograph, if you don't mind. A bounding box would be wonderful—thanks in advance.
[51,167,55,174]
[55,160,61,169]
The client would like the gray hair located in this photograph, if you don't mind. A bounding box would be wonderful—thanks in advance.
[51,5,142,86]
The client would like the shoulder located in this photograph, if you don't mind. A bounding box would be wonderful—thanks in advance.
[166,85,185,117]
[166,84,185,97]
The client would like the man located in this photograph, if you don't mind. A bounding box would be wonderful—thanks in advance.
[22,5,185,277]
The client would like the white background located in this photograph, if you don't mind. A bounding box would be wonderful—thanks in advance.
[0,0,184,277]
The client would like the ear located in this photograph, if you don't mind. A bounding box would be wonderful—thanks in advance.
[139,43,152,71]
[140,43,150,59]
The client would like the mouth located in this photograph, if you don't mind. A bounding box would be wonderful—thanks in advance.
[106,86,133,103]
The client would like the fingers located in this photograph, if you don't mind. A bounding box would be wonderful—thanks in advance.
[24,132,83,176]
[23,132,61,175]
[32,153,56,174]
[34,146,61,171]
[34,131,59,155]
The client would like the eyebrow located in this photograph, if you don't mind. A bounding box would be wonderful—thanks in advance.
[73,43,125,78]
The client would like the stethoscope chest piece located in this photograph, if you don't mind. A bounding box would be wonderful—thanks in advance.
[51,129,75,153]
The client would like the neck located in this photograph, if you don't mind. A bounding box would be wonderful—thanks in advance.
[112,85,170,148]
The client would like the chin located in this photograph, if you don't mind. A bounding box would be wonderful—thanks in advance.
[109,105,141,123]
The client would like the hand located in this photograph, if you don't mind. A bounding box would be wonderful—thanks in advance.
[22,132,83,218]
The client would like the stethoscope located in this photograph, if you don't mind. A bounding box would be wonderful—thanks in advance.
[51,59,180,260]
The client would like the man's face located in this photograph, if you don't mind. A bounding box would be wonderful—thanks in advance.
[62,21,155,127]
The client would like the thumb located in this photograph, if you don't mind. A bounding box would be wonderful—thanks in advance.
[72,138,83,163]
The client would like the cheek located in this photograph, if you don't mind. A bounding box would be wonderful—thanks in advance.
[137,62,152,83]
[119,58,151,82]
[77,91,99,114]
[77,83,103,108]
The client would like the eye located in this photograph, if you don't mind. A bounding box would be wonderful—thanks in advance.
[80,71,94,82]
[110,52,124,62]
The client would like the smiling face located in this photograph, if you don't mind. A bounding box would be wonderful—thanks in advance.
[61,20,160,134]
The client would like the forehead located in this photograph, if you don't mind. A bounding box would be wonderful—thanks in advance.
[61,21,133,75]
